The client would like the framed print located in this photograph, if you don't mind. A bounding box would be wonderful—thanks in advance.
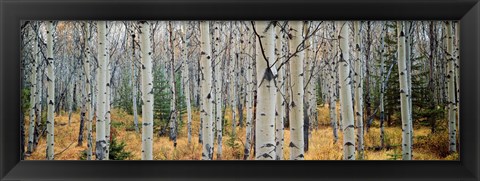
[1,0,479,180]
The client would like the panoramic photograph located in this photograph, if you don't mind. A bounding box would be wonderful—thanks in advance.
[19,21,459,160]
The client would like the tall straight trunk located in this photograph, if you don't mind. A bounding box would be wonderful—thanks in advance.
[330,22,339,142]
[28,24,39,154]
[46,21,55,160]
[303,23,311,153]
[244,24,255,160]
[200,21,214,160]
[353,21,364,159]
[254,21,277,160]
[182,22,193,145]
[95,21,108,160]
[454,22,460,130]
[405,21,414,146]
[397,21,412,160]
[68,75,75,126]
[105,58,111,160]
[212,21,223,159]
[379,24,386,149]
[78,72,86,146]
[445,21,457,153]
[130,26,139,133]
[139,21,154,160]
[337,21,355,160]
[168,21,178,147]
[274,23,285,160]
[83,22,93,160]
[34,27,43,151]
[230,24,238,137]
[288,21,305,160]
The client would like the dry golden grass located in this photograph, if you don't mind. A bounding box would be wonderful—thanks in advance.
[24,105,457,160]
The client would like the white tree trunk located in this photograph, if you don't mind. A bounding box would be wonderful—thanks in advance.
[397,21,412,160]
[244,23,255,160]
[288,21,305,160]
[46,21,55,160]
[168,21,177,147]
[337,21,355,160]
[445,21,457,153]
[212,21,223,159]
[353,21,364,159]
[139,21,154,160]
[454,22,460,132]
[254,21,277,160]
[130,25,139,133]
[182,22,193,145]
[200,21,214,160]
[329,23,339,142]
[95,21,108,160]
[83,22,94,160]
[27,24,38,154]
[274,23,285,160]
[105,59,111,160]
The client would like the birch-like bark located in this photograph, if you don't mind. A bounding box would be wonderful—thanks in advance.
[212,21,223,159]
[445,21,457,153]
[337,21,355,160]
[168,21,178,147]
[254,21,277,160]
[95,21,108,160]
[200,21,214,160]
[353,21,364,159]
[130,26,139,133]
[288,21,305,160]
[230,23,237,137]
[67,75,75,126]
[244,23,255,160]
[34,24,43,151]
[397,21,412,160]
[139,21,154,160]
[274,23,285,160]
[182,22,193,145]
[454,22,460,131]
[46,21,55,160]
[83,22,93,160]
[330,23,339,143]
[27,24,38,154]
[105,57,111,160]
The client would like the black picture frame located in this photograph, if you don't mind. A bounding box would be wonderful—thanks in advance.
[1,0,479,180]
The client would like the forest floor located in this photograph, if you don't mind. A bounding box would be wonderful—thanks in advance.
[24,105,459,160]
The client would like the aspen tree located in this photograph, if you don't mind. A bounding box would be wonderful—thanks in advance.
[95,21,108,160]
[337,21,355,160]
[27,24,38,154]
[105,42,112,160]
[182,22,193,145]
[288,21,305,160]
[46,21,55,160]
[397,21,412,160]
[168,21,178,147]
[83,22,94,160]
[445,21,457,153]
[139,21,154,160]
[329,23,339,143]
[454,22,460,127]
[274,22,285,160]
[254,21,277,160]
[212,21,223,159]
[353,21,364,159]
[200,21,214,160]
[130,25,139,133]
[244,23,255,160]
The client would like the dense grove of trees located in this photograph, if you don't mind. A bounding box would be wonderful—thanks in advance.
[20,21,459,160]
